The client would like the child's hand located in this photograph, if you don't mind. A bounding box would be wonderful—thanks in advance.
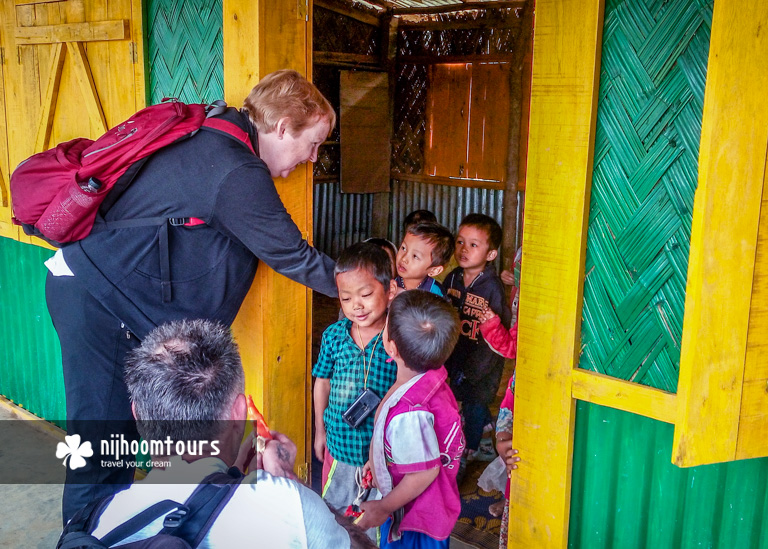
[500,269,515,286]
[479,305,498,324]
[496,433,520,473]
[356,499,389,530]
[361,461,376,489]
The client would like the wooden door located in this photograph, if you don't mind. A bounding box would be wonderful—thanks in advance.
[0,0,144,243]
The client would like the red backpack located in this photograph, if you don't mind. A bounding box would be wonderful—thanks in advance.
[10,99,253,247]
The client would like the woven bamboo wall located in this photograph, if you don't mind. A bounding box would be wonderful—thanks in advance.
[579,0,713,392]
[147,0,224,104]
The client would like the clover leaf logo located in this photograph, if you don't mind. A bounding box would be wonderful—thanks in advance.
[56,434,93,470]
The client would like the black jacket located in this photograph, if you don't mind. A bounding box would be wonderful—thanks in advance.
[62,108,337,338]
[443,264,512,399]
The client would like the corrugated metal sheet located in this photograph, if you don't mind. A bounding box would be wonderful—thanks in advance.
[569,401,768,548]
[313,181,374,259]
[312,179,509,262]
[391,179,505,269]
[0,238,65,424]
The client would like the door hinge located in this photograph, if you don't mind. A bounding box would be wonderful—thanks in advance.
[298,0,308,21]
[297,462,309,483]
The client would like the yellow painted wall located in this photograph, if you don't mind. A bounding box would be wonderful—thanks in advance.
[223,0,315,479]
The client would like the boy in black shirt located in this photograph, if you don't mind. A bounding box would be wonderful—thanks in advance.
[443,214,512,469]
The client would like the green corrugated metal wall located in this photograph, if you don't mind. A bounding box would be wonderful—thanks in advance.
[569,402,768,548]
[0,238,63,423]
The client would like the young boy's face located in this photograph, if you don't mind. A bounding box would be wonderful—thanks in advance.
[336,267,393,329]
[396,233,442,283]
[455,225,497,271]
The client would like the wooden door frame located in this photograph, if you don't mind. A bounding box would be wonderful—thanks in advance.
[508,0,768,546]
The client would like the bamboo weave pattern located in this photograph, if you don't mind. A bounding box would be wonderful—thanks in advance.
[147,0,224,104]
[579,0,713,392]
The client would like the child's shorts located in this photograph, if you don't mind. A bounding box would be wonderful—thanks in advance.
[380,517,449,548]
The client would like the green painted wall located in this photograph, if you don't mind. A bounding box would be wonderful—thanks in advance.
[0,238,63,423]
[569,402,768,548]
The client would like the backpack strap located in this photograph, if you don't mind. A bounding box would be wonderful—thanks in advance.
[59,467,244,549]
[96,499,186,547]
[200,117,255,154]
[162,467,245,548]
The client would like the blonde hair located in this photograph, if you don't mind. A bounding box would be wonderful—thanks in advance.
[242,69,336,136]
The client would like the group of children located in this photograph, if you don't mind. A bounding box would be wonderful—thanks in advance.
[312,210,521,548]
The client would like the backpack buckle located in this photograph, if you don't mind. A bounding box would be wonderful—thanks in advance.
[168,217,189,226]
[162,506,189,528]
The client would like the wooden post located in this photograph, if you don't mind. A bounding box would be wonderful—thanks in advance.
[506,0,604,547]
[501,1,533,270]
[673,0,768,467]
[223,0,315,480]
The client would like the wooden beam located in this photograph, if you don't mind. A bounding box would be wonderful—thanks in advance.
[313,51,380,66]
[393,0,524,16]
[571,369,677,425]
[14,0,64,5]
[398,53,514,65]
[391,171,504,190]
[501,0,532,272]
[225,0,315,480]
[68,41,108,134]
[34,42,66,152]
[399,16,521,31]
[315,0,381,26]
[14,20,129,44]
[506,0,604,547]
[673,0,768,467]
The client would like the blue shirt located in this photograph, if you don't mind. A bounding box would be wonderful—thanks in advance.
[312,318,397,466]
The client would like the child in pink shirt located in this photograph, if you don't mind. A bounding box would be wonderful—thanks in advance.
[357,290,465,547]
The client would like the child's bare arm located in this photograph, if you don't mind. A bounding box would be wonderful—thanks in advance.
[356,467,440,529]
[313,378,331,462]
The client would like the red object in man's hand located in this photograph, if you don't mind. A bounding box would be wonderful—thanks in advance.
[247,395,273,441]
[344,505,363,518]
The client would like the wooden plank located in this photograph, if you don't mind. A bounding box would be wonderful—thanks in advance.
[393,0,525,16]
[34,41,65,152]
[314,51,380,67]
[467,62,510,183]
[225,0,314,474]
[506,0,604,547]
[391,171,504,190]
[571,369,677,424]
[398,53,514,65]
[736,157,768,460]
[14,0,66,5]
[14,19,128,44]
[672,0,768,467]
[340,71,390,193]
[68,40,107,134]
[314,0,381,26]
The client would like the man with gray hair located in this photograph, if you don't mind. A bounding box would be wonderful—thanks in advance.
[76,319,358,547]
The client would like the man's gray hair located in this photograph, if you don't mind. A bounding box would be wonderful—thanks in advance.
[124,319,245,441]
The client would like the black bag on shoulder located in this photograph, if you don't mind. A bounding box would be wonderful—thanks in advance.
[57,467,244,549]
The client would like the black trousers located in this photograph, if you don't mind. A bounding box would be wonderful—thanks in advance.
[46,273,141,525]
